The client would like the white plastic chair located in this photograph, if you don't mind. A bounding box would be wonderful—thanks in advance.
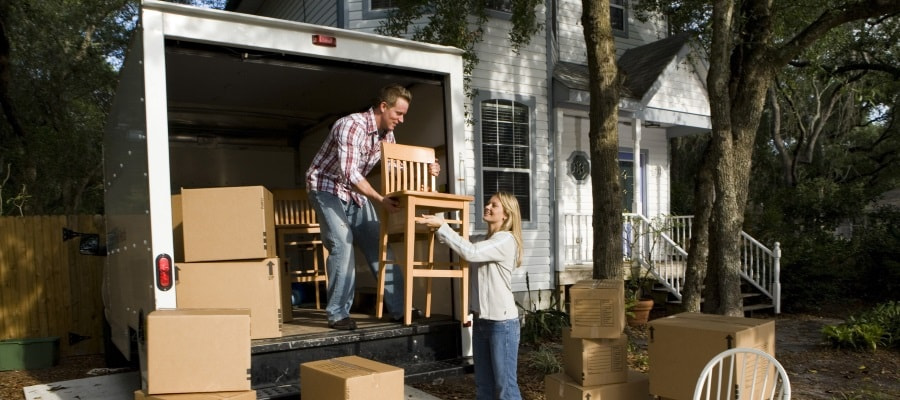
[693,347,791,400]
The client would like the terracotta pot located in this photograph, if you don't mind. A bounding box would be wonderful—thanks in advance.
[627,298,654,326]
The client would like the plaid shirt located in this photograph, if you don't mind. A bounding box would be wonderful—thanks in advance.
[305,108,395,206]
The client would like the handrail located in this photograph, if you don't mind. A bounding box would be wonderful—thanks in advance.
[623,213,688,300]
[562,213,782,313]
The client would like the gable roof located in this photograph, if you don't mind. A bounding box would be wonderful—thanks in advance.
[617,33,691,99]
[554,32,692,100]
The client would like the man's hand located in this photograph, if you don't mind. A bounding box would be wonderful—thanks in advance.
[429,159,441,177]
[381,196,401,213]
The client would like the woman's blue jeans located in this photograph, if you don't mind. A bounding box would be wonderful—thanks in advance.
[473,317,522,400]
[308,191,404,322]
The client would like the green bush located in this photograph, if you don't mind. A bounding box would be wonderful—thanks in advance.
[518,303,569,347]
[517,274,570,346]
[822,301,900,351]
[522,344,563,374]
[853,207,900,302]
[761,205,900,312]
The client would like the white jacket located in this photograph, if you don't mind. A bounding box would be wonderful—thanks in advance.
[436,224,519,321]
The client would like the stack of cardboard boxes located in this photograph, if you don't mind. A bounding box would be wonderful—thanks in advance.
[544,280,777,400]
[646,312,776,400]
[135,186,284,399]
[545,279,651,400]
[173,186,283,340]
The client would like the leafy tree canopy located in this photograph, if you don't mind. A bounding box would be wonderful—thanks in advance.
[0,0,138,215]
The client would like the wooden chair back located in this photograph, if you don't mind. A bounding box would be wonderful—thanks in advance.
[381,142,437,195]
[271,189,327,309]
[272,189,318,227]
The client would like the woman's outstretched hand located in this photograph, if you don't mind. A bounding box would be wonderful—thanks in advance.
[417,214,445,229]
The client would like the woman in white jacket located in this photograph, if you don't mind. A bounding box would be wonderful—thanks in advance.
[418,192,524,400]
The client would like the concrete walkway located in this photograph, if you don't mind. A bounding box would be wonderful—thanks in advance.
[24,371,442,399]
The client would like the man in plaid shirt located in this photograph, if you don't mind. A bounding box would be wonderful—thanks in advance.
[306,84,439,330]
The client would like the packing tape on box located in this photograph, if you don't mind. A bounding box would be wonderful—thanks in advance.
[330,358,380,374]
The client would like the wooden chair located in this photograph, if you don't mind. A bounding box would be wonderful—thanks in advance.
[272,189,328,310]
[375,143,474,325]
[693,347,791,400]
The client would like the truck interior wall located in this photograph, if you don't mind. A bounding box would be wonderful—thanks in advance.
[169,145,296,191]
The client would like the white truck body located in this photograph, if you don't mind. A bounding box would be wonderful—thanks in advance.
[102,0,466,366]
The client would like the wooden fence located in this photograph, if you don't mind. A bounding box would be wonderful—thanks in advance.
[0,215,105,357]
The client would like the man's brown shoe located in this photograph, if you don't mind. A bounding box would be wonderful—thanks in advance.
[328,317,357,330]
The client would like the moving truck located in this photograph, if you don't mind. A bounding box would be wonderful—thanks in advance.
[101,1,469,395]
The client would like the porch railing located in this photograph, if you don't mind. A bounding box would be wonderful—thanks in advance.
[623,213,688,301]
[562,213,782,313]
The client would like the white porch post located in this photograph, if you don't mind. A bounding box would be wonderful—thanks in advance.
[632,118,643,215]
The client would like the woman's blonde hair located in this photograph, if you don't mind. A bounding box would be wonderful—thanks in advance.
[492,192,524,268]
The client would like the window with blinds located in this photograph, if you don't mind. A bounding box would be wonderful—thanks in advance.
[480,99,531,221]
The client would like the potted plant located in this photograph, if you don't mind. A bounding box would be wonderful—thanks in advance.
[625,262,655,326]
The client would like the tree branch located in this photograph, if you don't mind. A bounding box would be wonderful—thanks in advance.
[774,0,900,66]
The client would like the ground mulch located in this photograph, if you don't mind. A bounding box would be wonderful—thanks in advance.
[412,312,900,400]
[2,312,898,400]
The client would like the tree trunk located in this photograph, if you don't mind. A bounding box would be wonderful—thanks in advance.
[683,0,900,316]
[704,0,775,316]
[682,140,714,312]
[582,0,623,280]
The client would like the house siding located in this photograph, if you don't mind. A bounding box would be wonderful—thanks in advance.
[556,0,668,64]
[250,0,337,26]
[645,54,711,117]
[469,11,553,295]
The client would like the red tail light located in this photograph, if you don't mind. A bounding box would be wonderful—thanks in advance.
[156,254,174,291]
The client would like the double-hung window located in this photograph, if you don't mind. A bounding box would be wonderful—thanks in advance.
[480,99,532,221]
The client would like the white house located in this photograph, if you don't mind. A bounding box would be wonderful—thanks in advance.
[225,0,779,313]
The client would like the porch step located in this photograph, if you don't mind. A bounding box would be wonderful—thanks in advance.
[742,303,774,312]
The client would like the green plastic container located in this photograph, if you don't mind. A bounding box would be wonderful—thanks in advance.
[0,337,60,371]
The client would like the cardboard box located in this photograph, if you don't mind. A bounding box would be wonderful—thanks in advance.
[647,312,776,400]
[134,389,256,400]
[281,259,293,323]
[145,309,251,394]
[569,280,625,338]
[544,371,649,400]
[182,186,275,262]
[562,328,628,386]
[172,194,184,262]
[177,258,283,339]
[300,356,404,400]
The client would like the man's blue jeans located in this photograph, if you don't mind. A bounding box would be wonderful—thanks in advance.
[308,191,404,322]
[473,317,522,400]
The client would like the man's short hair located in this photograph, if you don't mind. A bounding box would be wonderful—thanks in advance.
[377,84,412,108]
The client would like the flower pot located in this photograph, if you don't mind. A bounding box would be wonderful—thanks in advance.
[627,298,654,326]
